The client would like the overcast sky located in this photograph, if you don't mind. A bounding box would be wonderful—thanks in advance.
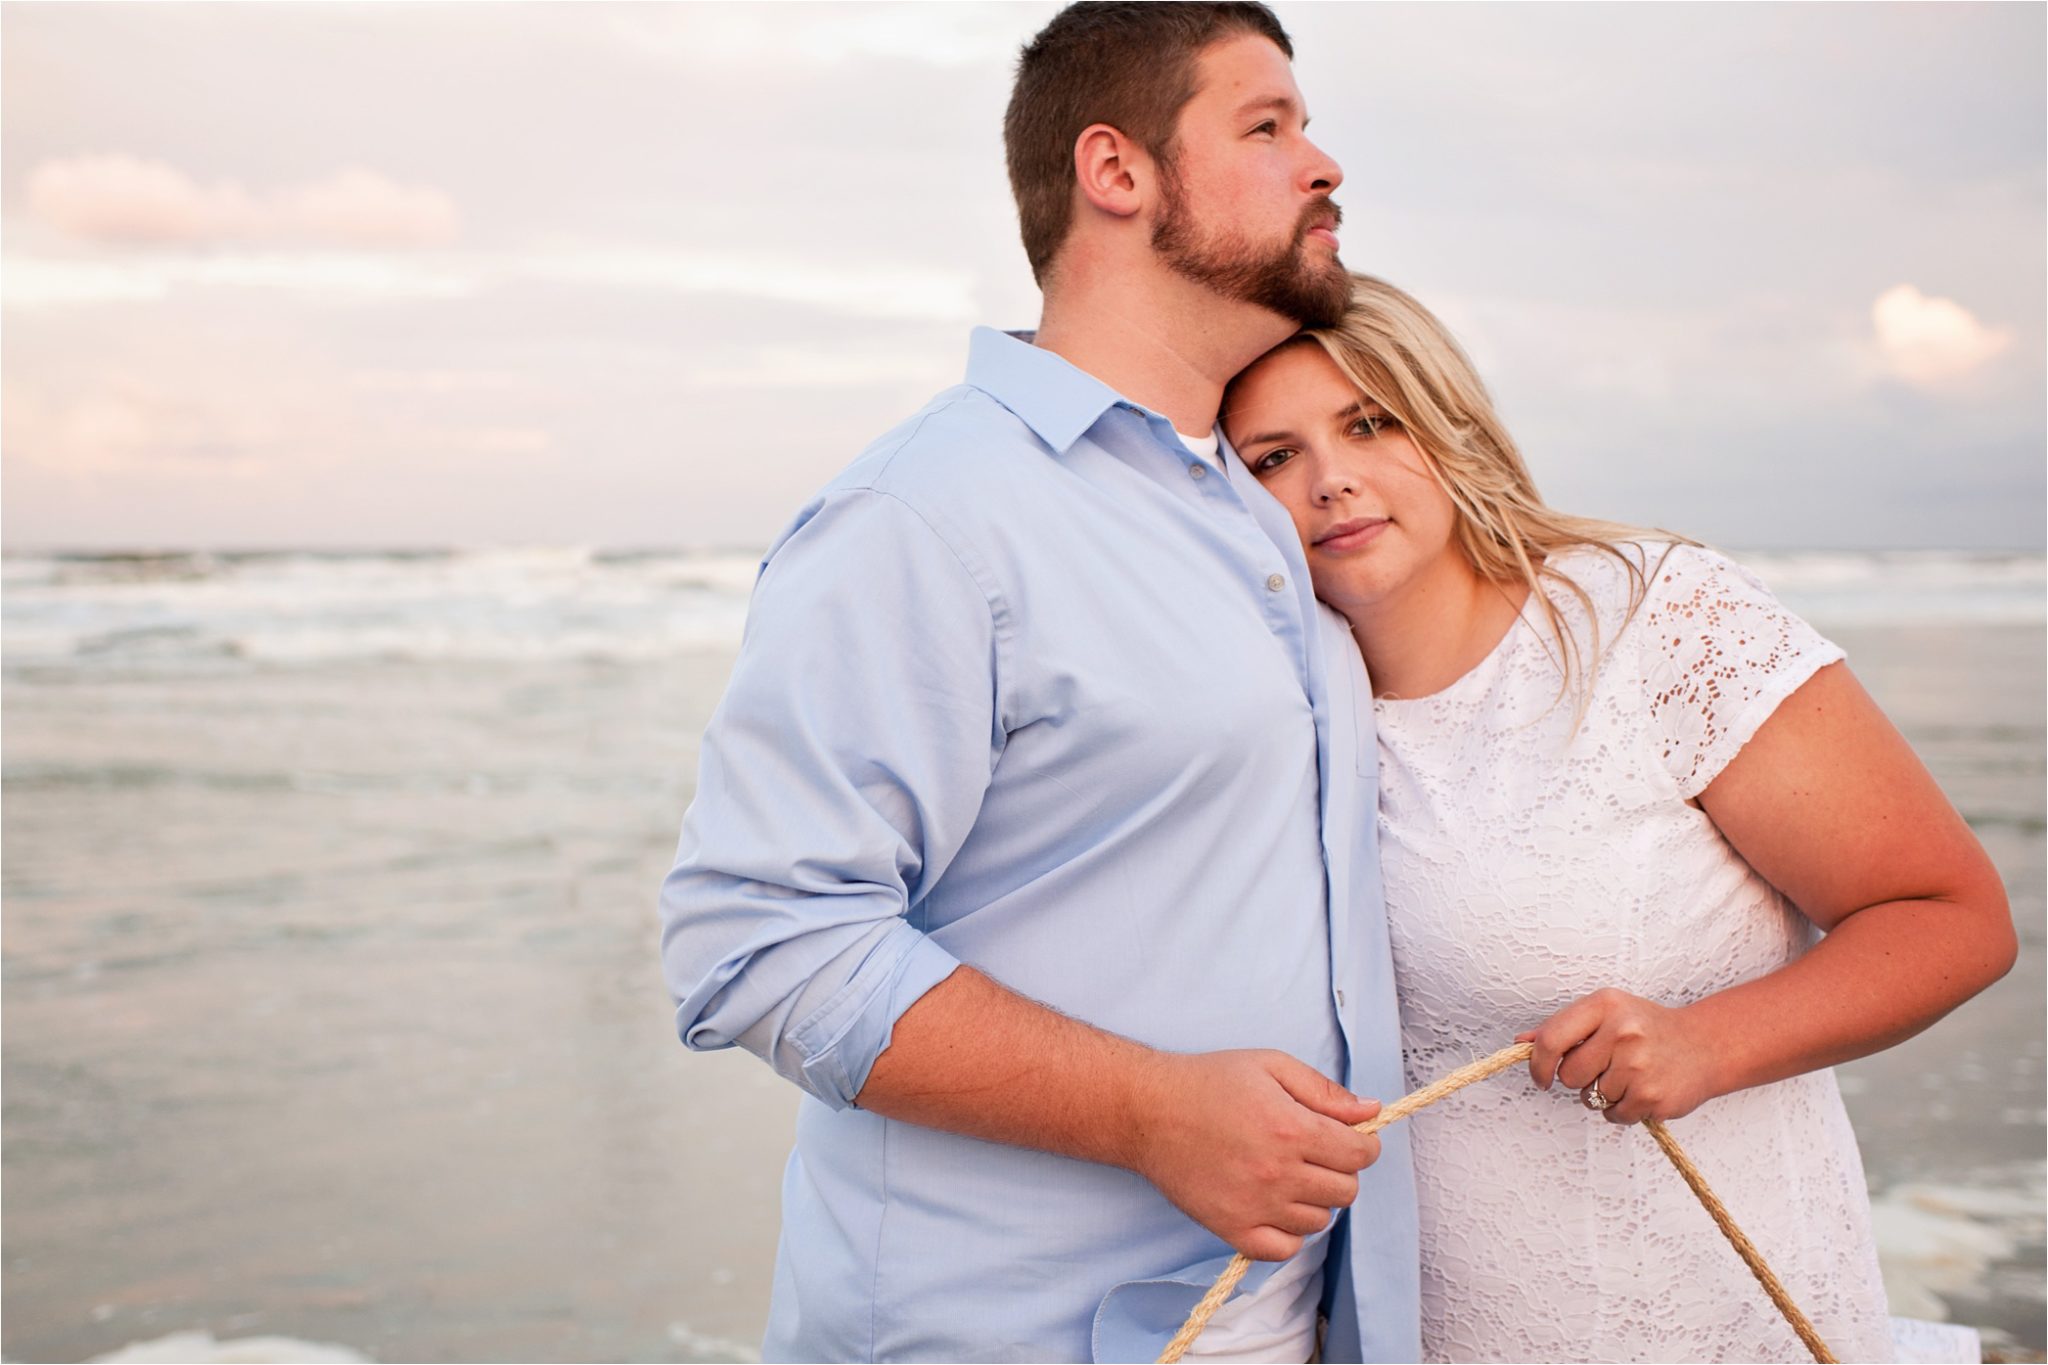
[4,1,2042,552]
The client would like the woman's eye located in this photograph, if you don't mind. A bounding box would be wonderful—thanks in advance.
[1352,413,1395,437]
[1252,448,1294,473]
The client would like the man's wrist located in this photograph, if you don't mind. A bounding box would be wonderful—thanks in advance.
[1111,1044,1180,1175]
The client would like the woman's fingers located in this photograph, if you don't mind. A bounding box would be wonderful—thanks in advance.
[1530,989,1710,1124]
[1556,1035,1615,1093]
[1601,1083,1647,1125]
[1574,1066,1626,1119]
[1596,1058,1656,1123]
[1526,994,1609,1089]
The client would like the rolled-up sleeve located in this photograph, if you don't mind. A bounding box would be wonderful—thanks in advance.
[658,487,1002,1109]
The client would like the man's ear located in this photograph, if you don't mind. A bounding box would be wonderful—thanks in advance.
[1071,123,1148,220]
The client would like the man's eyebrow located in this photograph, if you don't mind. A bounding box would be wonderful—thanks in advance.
[1234,94,1307,125]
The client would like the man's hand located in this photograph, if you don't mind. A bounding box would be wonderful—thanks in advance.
[1123,1049,1382,1262]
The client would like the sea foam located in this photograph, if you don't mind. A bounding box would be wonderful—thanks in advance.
[3,546,2039,673]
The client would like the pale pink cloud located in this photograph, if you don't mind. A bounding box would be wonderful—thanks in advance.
[27,155,262,244]
[1871,283,2013,388]
[27,155,460,248]
[269,167,461,248]
[2,375,287,475]
[4,363,550,484]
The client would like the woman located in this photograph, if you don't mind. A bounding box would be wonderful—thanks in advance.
[1220,274,2017,1363]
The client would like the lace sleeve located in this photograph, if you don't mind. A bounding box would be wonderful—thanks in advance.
[1638,546,1845,800]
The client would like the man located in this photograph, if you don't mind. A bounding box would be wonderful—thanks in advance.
[658,4,1417,1360]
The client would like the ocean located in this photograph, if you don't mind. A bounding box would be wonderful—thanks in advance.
[2,547,2042,1362]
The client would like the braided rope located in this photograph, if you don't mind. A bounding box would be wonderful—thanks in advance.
[1641,1116,1837,1364]
[1155,1043,1837,1365]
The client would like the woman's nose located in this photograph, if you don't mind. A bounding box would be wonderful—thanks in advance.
[1313,470,1358,504]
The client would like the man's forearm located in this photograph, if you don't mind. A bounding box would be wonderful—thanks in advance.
[854,963,1386,1263]
[854,964,1164,1171]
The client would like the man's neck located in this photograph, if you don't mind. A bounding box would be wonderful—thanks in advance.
[1031,265,1297,436]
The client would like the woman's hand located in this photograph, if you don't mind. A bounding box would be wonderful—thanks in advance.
[1517,989,1721,1125]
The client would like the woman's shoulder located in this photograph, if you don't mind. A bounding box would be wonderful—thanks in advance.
[1542,539,1775,635]
[1530,539,1818,713]
[1535,538,1673,640]
[1605,541,1844,798]
[1626,541,1827,652]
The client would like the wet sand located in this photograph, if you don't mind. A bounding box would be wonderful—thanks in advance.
[2,623,2040,1362]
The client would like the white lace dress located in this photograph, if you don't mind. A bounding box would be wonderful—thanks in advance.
[1374,542,1895,1363]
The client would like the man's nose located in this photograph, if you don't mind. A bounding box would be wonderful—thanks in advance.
[1302,136,1342,195]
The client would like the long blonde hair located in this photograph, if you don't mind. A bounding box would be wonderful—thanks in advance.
[1271,273,1691,716]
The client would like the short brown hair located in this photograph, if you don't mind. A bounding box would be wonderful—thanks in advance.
[1003,2,1292,285]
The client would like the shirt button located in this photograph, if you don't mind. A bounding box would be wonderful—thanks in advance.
[1336,990,1346,1007]
[1188,462,1208,480]
[1266,573,1286,592]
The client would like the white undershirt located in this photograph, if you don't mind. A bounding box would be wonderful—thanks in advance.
[1177,427,1222,469]
[1174,1236,1327,1362]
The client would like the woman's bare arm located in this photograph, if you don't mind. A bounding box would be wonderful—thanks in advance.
[1522,661,2017,1122]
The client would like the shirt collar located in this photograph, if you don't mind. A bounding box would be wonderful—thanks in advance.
[965,326,1127,456]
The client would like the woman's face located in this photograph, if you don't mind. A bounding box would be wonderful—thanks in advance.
[1225,341,1462,619]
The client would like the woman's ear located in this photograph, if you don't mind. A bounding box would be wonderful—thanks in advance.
[1071,123,1147,220]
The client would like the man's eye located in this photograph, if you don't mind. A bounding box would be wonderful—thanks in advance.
[1249,120,1277,137]
[1253,448,1294,472]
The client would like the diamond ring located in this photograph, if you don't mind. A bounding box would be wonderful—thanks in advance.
[1581,1079,1613,1112]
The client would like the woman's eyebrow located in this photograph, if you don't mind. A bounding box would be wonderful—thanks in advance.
[1236,423,1295,449]
[1237,401,1368,450]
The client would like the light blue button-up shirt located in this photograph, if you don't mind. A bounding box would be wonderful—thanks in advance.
[659,327,1417,1363]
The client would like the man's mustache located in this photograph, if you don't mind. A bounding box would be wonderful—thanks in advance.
[1297,197,1343,243]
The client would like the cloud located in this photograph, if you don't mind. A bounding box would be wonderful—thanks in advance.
[4,366,551,484]
[271,168,460,247]
[5,243,970,322]
[2,253,476,308]
[511,249,979,323]
[432,426,553,456]
[1871,283,2013,387]
[27,155,460,248]
[600,3,1031,70]
[681,344,956,390]
[346,369,530,396]
[0,259,171,306]
[2,376,282,475]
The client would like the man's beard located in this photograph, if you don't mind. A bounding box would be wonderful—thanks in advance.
[1151,168,1351,328]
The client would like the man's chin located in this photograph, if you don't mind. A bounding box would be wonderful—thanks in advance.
[1281,264,1354,330]
[1162,234,1353,329]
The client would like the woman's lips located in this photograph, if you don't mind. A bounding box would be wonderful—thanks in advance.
[1314,518,1389,552]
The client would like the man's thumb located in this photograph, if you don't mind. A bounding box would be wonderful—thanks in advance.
[1270,1057,1378,1121]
